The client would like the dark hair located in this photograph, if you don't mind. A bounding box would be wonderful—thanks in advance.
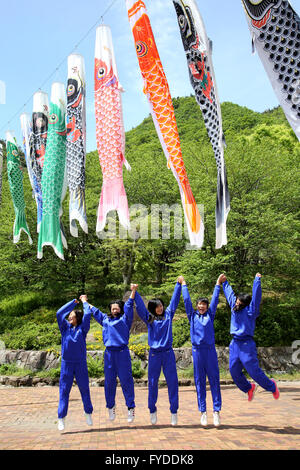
[196,297,209,308]
[147,298,165,323]
[233,293,252,311]
[108,300,125,317]
[74,309,83,326]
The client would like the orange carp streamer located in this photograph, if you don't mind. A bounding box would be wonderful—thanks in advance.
[126,0,204,247]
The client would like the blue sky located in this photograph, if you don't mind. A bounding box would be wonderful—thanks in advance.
[0,0,299,152]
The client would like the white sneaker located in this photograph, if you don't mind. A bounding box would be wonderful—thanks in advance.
[200,412,207,426]
[150,411,157,425]
[108,407,116,421]
[128,408,135,423]
[85,413,93,426]
[213,411,220,427]
[171,413,178,426]
[58,418,65,431]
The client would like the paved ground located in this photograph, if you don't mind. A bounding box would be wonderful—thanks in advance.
[0,382,299,451]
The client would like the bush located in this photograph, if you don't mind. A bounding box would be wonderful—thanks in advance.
[0,322,61,350]
[129,333,149,358]
[0,292,46,317]
[172,317,190,348]
[87,354,104,377]
[36,367,61,379]
[0,363,33,376]
[132,360,145,378]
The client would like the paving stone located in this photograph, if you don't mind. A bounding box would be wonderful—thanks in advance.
[0,382,299,450]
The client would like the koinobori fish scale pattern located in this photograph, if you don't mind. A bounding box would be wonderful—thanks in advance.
[95,81,124,180]
[66,54,88,236]
[172,0,230,249]
[173,1,224,171]
[7,156,26,212]
[94,25,130,233]
[126,0,204,247]
[241,0,300,140]
[37,83,67,260]
[66,79,86,191]
[257,1,300,118]
[6,132,32,244]
[29,112,48,187]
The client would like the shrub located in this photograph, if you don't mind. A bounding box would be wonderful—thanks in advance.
[92,330,105,349]
[0,363,33,376]
[172,317,190,348]
[132,360,145,378]
[0,322,61,350]
[36,367,61,379]
[87,354,104,378]
[129,333,149,359]
[0,292,46,317]
[129,343,149,358]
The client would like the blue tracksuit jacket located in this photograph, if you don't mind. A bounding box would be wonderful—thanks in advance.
[56,300,93,418]
[84,298,134,348]
[182,284,220,347]
[57,299,91,362]
[134,283,181,414]
[182,284,222,412]
[134,282,182,351]
[222,277,261,339]
[222,276,275,393]
[84,298,135,409]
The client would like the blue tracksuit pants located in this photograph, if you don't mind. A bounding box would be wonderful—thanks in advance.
[148,348,178,414]
[192,346,222,412]
[229,338,276,393]
[104,347,135,409]
[58,360,93,419]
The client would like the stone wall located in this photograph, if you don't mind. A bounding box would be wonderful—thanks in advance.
[0,346,298,374]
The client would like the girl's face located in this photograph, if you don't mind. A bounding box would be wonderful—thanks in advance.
[110,303,121,317]
[68,311,77,326]
[234,299,245,311]
[155,302,164,316]
[196,301,208,315]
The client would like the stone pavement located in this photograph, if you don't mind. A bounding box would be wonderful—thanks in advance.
[0,382,299,451]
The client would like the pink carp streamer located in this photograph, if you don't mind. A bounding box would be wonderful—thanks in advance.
[94,24,131,235]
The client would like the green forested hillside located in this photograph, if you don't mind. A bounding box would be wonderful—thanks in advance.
[0,97,299,347]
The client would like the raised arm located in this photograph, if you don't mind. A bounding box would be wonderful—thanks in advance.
[249,273,262,317]
[80,295,105,326]
[134,291,150,324]
[79,295,92,333]
[167,281,182,318]
[209,288,221,320]
[209,274,225,318]
[123,284,138,327]
[221,274,236,309]
[56,299,78,332]
[180,277,194,322]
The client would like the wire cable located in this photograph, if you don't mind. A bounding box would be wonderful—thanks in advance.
[0,0,119,135]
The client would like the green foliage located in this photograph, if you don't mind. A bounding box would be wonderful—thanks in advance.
[1,322,60,350]
[131,359,145,378]
[86,354,104,378]
[172,317,191,348]
[0,363,34,376]
[36,367,61,379]
[0,292,47,317]
[0,99,299,346]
